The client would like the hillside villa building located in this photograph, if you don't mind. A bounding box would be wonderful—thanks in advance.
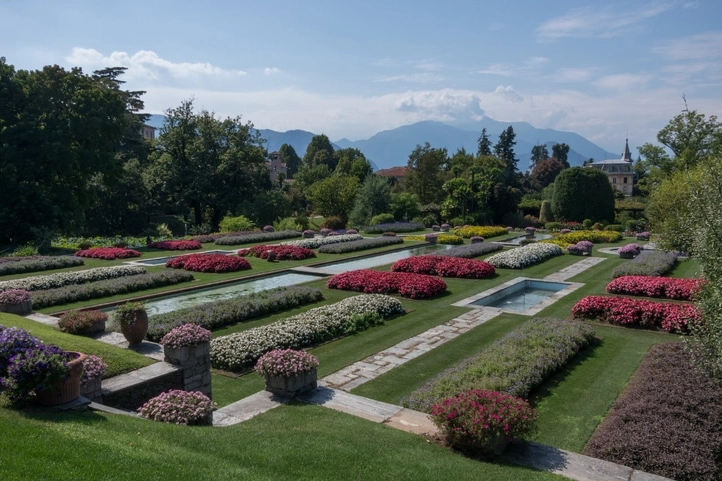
[585,139,635,195]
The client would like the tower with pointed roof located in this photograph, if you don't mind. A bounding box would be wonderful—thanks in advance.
[585,139,635,195]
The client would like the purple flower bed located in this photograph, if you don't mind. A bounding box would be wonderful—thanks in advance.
[403,318,595,413]
[362,222,425,234]
[0,256,84,276]
[30,271,194,309]
[146,286,323,342]
[584,343,722,481]
[611,250,678,278]
[214,229,301,245]
[317,236,403,254]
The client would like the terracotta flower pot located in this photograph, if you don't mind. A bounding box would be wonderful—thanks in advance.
[35,352,86,406]
[120,310,149,346]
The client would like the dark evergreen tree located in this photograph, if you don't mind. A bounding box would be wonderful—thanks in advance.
[551,143,570,168]
[477,128,492,157]
[493,126,519,183]
[551,167,615,222]
[530,144,550,169]
[279,143,301,179]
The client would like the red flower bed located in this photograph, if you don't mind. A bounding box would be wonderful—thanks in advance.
[606,276,704,300]
[148,240,202,250]
[571,295,701,333]
[391,255,495,279]
[165,253,251,273]
[74,247,141,260]
[238,244,316,261]
[326,269,447,299]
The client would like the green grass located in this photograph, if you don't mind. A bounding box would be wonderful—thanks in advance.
[0,401,568,481]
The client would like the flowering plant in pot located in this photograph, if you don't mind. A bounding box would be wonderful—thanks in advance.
[0,289,32,315]
[114,301,148,346]
[430,389,537,458]
[58,309,108,335]
[255,348,319,396]
[81,354,107,386]
[161,323,212,349]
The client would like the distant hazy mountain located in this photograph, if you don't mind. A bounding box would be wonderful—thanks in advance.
[145,114,619,171]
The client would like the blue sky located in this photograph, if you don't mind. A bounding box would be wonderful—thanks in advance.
[2,0,721,153]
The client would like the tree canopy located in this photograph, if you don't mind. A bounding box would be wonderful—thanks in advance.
[551,167,615,223]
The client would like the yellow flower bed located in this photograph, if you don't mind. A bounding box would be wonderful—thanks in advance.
[453,225,509,239]
[436,234,464,245]
[540,230,623,248]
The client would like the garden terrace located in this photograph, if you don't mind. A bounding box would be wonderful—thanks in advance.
[0,256,85,276]
[0,229,710,480]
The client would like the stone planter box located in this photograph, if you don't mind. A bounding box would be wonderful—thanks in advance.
[264,368,317,397]
[164,342,211,365]
[0,299,32,316]
[81,376,103,402]
[619,252,635,259]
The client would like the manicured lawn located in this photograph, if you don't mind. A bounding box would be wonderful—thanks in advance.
[0,401,568,481]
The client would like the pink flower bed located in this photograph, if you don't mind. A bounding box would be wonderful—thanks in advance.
[391,255,495,279]
[165,253,251,273]
[606,276,704,300]
[148,240,202,250]
[238,244,316,261]
[74,247,141,260]
[326,269,447,299]
[571,295,702,333]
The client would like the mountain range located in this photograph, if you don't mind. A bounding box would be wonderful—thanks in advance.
[146,114,621,172]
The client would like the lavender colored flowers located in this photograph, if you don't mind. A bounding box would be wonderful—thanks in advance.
[0,289,31,304]
[255,349,319,378]
[81,355,107,385]
[137,389,216,425]
[160,324,212,349]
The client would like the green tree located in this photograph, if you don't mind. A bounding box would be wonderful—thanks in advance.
[0,59,130,243]
[279,143,302,179]
[551,143,570,168]
[348,175,392,227]
[404,143,449,205]
[303,134,336,170]
[153,99,268,228]
[477,128,492,156]
[334,148,373,182]
[530,144,549,169]
[494,126,519,183]
[389,192,420,222]
[551,167,615,222]
[306,175,360,223]
[657,102,722,169]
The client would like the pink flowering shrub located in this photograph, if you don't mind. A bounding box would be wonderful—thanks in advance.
[148,240,202,250]
[430,389,536,456]
[74,247,142,260]
[254,349,319,377]
[0,289,31,304]
[571,296,702,333]
[618,243,643,255]
[137,389,215,425]
[237,244,316,261]
[81,355,107,385]
[58,309,107,335]
[391,255,495,279]
[606,276,704,300]
[327,269,447,299]
[165,253,251,273]
[160,324,212,349]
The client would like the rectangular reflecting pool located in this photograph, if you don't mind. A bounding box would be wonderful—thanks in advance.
[453,277,583,316]
[315,244,452,273]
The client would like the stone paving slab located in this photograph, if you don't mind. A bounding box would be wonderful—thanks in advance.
[213,390,289,426]
[501,441,674,481]
[298,386,403,423]
[384,408,439,436]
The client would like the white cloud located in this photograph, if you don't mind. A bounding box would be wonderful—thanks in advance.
[264,67,280,75]
[536,3,674,41]
[653,31,722,60]
[594,74,651,91]
[66,48,247,81]
[554,67,594,83]
[493,85,524,103]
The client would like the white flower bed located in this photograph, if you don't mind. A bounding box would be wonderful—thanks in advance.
[211,294,404,371]
[279,233,363,249]
[0,265,147,291]
[485,243,563,269]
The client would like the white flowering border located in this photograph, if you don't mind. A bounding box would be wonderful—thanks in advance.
[211,294,404,372]
[279,233,363,249]
[485,243,563,269]
[0,265,147,291]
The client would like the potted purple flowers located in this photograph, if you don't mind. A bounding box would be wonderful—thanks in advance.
[255,348,319,396]
[618,243,643,259]
[0,289,32,316]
